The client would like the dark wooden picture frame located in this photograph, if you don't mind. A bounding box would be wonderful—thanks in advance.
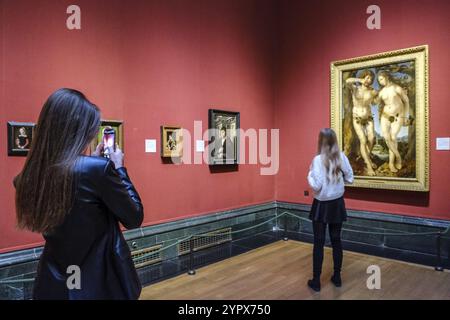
[208,109,240,165]
[7,121,35,157]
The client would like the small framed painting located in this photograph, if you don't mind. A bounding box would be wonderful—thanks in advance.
[208,109,240,165]
[7,122,35,156]
[161,125,183,158]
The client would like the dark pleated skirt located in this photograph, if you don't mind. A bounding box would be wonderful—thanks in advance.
[309,196,347,224]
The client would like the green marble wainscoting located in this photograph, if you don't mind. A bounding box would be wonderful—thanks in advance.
[1,200,449,300]
[277,201,450,270]
[0,202,278,300]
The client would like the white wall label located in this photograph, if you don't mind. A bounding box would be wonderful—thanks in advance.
[436,137,450,150]
[196,140,205,152]
[145,139,156,153]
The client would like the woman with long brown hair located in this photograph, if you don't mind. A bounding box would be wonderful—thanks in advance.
[15,88,144,299]
[307,128,354,292]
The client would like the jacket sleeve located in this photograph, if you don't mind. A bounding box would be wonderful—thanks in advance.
[307,157,323,192]
[98,160,144,229]
[341,153,354,184]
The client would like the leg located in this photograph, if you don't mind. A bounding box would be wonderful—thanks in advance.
[367,120,376,152]
[366,121,377,169]
[329,223,343,287]
[353,119,375,175]
[389,148,396,172]
[390,120,403,170]
[381,116,397,173]
[308,221,326,292]
[328,223,343,274]
[312,221,327,279]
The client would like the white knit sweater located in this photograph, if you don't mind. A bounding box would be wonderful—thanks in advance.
[307,152,354,201]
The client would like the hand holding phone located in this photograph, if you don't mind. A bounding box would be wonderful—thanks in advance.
[102,127,116,158]
[108,144,124,169]
[92,143,104,157]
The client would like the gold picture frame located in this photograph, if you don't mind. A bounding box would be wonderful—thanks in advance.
[330,45,429,191]
[90,120,124,154]
[160,125,183,158]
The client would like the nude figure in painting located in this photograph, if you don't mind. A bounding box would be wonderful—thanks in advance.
[376,70,410,173]
[346,70,378,176]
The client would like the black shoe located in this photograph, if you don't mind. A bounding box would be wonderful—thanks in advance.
[331,274,342,287]
[307,279,321,292]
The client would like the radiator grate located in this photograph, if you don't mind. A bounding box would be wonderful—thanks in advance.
[131,244,163,268]
[178,227,232,256]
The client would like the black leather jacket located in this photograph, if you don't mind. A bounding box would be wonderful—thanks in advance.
[32,155,144,300]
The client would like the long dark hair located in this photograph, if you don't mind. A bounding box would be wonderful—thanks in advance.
[15,88,101,233]
[317,128,342,184]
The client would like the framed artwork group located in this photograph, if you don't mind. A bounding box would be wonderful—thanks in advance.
[7,112,243,166]
[159,109,241,164]
[6,45,430,193]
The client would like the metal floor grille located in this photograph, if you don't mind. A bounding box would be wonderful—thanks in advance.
[178,227,232,256]
[131,244,163,268]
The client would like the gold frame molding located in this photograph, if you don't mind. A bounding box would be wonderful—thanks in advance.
[330,45,429,191]
[160,125,183,158]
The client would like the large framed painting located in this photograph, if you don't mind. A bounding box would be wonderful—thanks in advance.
[330,45,429,191]
[7,121,35,156]
[208,109,240,165]
[161,125,183,158]
[90,120,124,155]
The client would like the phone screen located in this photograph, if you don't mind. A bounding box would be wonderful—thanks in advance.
[102,127,116,158]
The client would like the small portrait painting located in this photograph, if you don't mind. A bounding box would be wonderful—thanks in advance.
[161,125,183,158]
[7,122,35,156]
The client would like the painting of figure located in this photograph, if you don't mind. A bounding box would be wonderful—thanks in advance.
[208,109,240,165]
[161,125,183,158]
[331,46,429,191]
[7,122,35,156]
[343,62,415,178]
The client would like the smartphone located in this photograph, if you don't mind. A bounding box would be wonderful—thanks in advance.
[102,126,116,158]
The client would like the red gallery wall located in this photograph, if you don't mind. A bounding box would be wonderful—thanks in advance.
[1,0,449,254]
[275,0,450,219]
[0,0,129,252]
[119,0,275,227]
[0,0,275,253]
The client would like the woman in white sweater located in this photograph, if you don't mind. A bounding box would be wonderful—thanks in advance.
[306,128,354,292]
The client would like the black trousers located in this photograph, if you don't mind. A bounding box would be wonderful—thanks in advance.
[312,221,343,279]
